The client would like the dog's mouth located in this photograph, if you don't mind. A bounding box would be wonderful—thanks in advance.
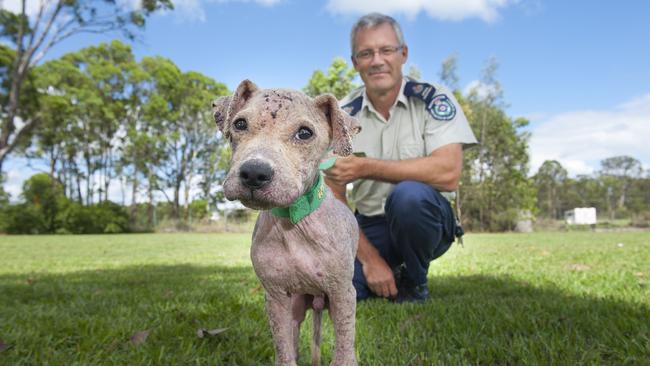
[224,180,299,210]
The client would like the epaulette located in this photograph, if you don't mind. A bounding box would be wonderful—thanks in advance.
[341,95,363,116]
[404,80,456,121]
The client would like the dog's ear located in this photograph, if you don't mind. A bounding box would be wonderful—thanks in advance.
[215,80,259,139]
[228,79,258,120]
[212,96,232,134]
[313,93,361,156]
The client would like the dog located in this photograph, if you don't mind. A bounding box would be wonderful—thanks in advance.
[212,80,360,366]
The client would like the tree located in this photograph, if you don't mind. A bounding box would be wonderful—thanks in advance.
[139,56,228,220]
[598,155,643,218]
[21,172,65,232]
[0,0,173,173]
[534,160,568,219]
[439,53,459,90]
[457,57,536,231]
[304,57,357,99]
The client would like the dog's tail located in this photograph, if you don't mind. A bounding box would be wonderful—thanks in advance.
[311,295,325,366]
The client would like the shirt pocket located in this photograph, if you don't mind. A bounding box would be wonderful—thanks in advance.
[398,143,422,160]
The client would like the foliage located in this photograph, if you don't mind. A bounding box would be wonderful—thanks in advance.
[188,199,209,221]
[0,0,172,172]
[21,173,66,232]
[1,203,47,234]
[57,201,130,234]
[454,58,536,231]
[534,160,568,219]
[531,157,650,222]
[303,57,358,99]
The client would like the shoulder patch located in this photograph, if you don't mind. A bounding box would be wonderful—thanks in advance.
[341,96,363,116]
[428,94,456,121]
[404,81,456,121]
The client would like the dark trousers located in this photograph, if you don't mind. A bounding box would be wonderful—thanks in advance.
[353,181,457,300]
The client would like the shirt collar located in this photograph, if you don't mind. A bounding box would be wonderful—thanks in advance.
[361,78,409,117]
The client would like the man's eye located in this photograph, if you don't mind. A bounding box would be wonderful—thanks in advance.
[295,127,313,140]
[233,119,247,131]
[357,50,372,59]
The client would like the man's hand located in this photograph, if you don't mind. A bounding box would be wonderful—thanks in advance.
[357,233,398,298]
[362,254,398,298]
[323,155,365,186]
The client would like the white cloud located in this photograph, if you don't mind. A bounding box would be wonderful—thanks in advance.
[155,0,283,22]
[1,0,48,16]
[463,79,501,100]
[326,0,514,22]
[529,93,650,177]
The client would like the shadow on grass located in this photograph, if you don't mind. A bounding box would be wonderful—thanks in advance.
[1,266,649,365]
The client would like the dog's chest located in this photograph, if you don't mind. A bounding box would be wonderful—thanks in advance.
[250,215,338,295]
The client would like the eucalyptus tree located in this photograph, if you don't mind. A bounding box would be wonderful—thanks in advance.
[598,155,643,219]
[453,57,535,231]
[534,160,568,219]
[140,56,228,219]
[0,0,173,174]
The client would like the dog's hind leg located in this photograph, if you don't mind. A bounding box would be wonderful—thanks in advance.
[311,295,325,366]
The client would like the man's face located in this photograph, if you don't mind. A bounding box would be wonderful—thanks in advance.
[352,23,408,95]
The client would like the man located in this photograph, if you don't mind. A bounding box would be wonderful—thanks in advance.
[323,13,477,302]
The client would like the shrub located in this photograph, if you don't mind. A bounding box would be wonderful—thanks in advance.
[57,201,130,234]
[1,204,47,234]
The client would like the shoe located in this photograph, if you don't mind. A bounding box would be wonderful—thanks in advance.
[393,265,429,303]
[395,281,429,303]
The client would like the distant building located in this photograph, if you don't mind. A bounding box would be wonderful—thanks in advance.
[565,207,597,225]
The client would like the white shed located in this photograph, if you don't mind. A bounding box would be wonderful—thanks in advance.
[564,207,597,225]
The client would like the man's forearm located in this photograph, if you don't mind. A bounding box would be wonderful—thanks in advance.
[360,144,462,191]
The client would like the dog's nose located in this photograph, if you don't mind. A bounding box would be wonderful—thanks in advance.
[239,159,274,190]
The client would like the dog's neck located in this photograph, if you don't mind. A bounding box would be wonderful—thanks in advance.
[270,174,326,224]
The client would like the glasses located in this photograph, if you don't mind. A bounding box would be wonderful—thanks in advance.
[353,45,404,62]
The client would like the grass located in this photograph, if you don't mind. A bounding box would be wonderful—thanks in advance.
[0,231,648,365]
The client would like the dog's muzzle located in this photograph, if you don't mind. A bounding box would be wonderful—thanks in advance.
[239,159,274,190]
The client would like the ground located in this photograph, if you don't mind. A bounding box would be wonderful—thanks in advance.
[0,231,648,364]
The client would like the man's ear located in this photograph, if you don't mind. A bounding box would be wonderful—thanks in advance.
[212,96,232,134]
[313,94,361,156]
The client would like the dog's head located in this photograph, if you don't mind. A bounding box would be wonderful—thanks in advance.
[212,80,360,210]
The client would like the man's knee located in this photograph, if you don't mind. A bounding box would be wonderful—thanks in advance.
[385,181,441,219]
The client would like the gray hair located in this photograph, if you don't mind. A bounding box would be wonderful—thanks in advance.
[350,13,405,56]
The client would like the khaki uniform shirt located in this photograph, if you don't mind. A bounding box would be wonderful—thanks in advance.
[339,78,477,217]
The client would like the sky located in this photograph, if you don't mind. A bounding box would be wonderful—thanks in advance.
[2,0,650,200]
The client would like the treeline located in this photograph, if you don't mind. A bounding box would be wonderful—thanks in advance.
[1,40,230,233]
[533,157,649,224]
[1,46,648,233]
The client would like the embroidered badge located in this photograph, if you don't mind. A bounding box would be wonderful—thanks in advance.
[428,94,456,121]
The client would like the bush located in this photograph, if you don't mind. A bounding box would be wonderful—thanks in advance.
[1,204,47,234]
[57,201,130,234]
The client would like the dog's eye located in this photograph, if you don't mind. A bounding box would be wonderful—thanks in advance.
[295,127,313,140]
[233,119,248,131]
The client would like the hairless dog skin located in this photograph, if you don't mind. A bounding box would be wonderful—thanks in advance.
[212,80,360,366]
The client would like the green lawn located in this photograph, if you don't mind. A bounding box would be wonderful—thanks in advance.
[1,231,649,365]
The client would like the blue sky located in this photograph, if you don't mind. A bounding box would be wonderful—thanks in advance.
[3,0,650,198]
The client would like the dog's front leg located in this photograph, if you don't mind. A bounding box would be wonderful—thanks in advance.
[328,284,357,366]
[265,290,297,366]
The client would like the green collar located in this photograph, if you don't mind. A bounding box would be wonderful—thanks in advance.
[270,174,327,224]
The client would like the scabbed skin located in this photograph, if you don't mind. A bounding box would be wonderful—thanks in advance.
[212,80,360,365]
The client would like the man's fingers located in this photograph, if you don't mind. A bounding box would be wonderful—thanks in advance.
[388,280,398,297]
